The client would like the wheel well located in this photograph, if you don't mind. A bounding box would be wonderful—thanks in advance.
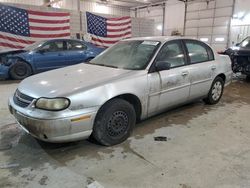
[114,94,142,121]
[217,73,226,82]
[9,58,33,73]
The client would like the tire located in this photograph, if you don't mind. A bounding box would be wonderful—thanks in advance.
[203,77,225,105]
[9,61,32,80]
[92,98,136,146]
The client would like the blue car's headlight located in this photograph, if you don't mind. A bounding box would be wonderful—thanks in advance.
[35,97,70,111]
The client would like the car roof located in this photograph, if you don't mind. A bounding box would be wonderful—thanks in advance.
[123,36,197,43]
[45,38,84,43]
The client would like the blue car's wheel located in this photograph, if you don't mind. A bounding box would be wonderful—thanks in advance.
[9,61,32,80]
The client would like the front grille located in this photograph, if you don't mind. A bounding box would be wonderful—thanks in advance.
[13,89,35,108]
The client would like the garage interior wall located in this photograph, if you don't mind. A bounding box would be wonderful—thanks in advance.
[230,0,250,45]
[1,1,154,39]
[132,4,164,36]
[185,0,234,51]
[131,0,185,36]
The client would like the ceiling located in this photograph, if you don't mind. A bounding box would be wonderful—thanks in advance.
[95,0,166,7]
[94,0,213,8]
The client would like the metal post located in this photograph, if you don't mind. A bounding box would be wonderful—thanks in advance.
[77,0,83,32]
[162,3,166,36]
[183,0,187,36]
[227,0,236,47]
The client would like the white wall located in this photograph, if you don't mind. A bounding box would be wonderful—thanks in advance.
[230,0,250,44]
[59,0,130,16]
[134,5,164,36]
[164,0,185,35]
[132,0,185,36]
[185,0,234,51]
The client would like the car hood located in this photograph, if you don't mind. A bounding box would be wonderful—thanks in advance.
[0,49,25,54]
[18,63,133,98]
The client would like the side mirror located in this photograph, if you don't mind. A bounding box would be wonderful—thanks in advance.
[235,43,240,46]
[155,61,171,72]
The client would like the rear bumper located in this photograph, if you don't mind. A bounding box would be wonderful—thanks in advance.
[225,70,233,86]
[0,64,9,79]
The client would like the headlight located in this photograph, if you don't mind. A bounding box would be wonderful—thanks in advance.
[35,97,70,111]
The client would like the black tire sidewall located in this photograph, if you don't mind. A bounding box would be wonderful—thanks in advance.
[205,77,225,105]
[93,99,136,146]
[10,61,32,80]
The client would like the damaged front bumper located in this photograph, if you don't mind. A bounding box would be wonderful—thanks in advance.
[8,95,98,143]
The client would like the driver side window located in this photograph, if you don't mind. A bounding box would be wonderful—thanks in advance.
[41,41,64,52]
[155,41,185,68]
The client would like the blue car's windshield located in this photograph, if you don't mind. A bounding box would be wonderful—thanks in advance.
[24,40,46,51]
[89,40,161,70]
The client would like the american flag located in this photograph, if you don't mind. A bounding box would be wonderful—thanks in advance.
[0,4,70,50]
[86,12,132,48]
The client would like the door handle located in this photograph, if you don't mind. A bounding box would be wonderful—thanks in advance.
[181,71,189,76]
[211,66,216,70]
[58,53,63,56]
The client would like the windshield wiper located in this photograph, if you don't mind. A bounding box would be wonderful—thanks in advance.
[92,63,118,68]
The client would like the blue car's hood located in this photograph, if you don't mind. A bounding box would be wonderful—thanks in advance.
[5,51,34,64]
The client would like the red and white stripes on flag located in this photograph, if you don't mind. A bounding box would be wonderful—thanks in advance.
[86,12,132,48]
[0,4,70,50]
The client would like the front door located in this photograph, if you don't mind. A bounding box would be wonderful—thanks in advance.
[33,40,67,72]
[148,40,191,116]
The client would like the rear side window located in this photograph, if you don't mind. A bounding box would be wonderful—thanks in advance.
[67,41,87,50]
[185,40,214,64]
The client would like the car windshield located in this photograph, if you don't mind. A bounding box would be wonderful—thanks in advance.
[89,40,161,70]
[239,37,250,48]
[24,41,46,51]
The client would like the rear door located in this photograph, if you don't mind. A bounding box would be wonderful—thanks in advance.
[33,40,67,72]
[64,40,88,65]
[183,39,216,99]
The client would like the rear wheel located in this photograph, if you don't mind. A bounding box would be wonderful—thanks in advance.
[9,61,32,80]
[92,98,136,146]
[204,77,224,105]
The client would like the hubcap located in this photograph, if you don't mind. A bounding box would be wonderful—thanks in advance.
[107,111,129,138]
[212,81,222,101]
[15,65,27,76]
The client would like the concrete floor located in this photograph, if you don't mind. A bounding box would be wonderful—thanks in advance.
[1,78,250,188]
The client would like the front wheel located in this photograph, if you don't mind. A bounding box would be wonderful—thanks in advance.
[92,98,136,146]
[9,61,32,80]
[203,77,225,105]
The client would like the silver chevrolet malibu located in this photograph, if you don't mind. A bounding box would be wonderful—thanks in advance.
[9,37,232,146]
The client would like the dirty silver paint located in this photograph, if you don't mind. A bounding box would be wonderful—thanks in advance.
[8,36,233,143]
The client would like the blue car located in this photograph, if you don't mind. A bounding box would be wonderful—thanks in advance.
[0,39,104,80]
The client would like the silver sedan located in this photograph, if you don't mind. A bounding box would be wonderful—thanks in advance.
[9,37,233,146]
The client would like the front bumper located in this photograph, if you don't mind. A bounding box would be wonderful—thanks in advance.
[0,64,9,79]
[9,96,98,143]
